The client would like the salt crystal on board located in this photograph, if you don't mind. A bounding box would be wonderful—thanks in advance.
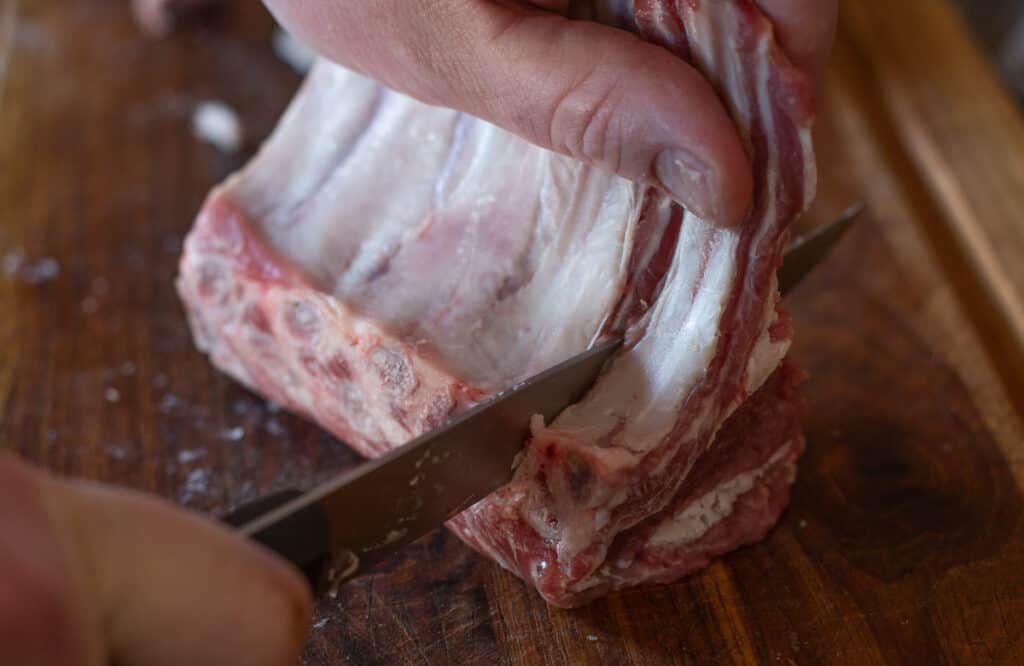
[192,101,243,153]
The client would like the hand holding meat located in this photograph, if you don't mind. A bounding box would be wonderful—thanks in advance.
[264,0,836,226]
[180,0,827,606]
[0,455,311,666]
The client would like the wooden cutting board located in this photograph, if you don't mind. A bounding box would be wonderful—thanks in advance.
[2,1,1022,664]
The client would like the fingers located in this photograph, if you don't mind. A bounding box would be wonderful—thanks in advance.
[265,0,753,226]
[0,457,100,666]
[754,0,838,79]
[0,455,312,666]
[64,480,313,666]
[467,9,754,226]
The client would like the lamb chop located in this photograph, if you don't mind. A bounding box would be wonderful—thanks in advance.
[177,0,816,607]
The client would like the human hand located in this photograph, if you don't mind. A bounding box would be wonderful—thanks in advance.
[262,0,837,227]
[0,454,312,666]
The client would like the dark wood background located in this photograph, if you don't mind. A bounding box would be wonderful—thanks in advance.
[2,1,1022,664]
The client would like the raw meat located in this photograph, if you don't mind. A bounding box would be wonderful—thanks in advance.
[177,0,815,607]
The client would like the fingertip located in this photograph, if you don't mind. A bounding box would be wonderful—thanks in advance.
[638,50,753,227]
[653,139,752,227]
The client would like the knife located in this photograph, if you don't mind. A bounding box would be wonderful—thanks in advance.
[221,204,862,589]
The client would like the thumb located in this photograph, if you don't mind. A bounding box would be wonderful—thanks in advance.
[266,0,753,226]
[0,455,312,666]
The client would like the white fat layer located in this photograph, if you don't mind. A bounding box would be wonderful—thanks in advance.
[554,215,734,445]
[648,442,794,546]
[226,63,642,389]
[746,275,789,396]
[747,328,790,396]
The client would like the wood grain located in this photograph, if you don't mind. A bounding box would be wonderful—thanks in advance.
[1,1,1022,664]
[841,0,1024,409]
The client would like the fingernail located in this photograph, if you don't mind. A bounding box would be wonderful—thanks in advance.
[655,149,717,221]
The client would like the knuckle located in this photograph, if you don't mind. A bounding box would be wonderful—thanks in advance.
[546,68,626,173]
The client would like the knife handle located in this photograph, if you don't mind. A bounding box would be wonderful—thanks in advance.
[220,489,330,587]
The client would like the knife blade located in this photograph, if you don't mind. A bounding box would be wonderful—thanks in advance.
[222,205,861,588]
[226,336,623,588]
[778,203,863,295]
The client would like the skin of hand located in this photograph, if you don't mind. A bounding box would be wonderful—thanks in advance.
[0,454,312,666]
[262,0,837,227]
